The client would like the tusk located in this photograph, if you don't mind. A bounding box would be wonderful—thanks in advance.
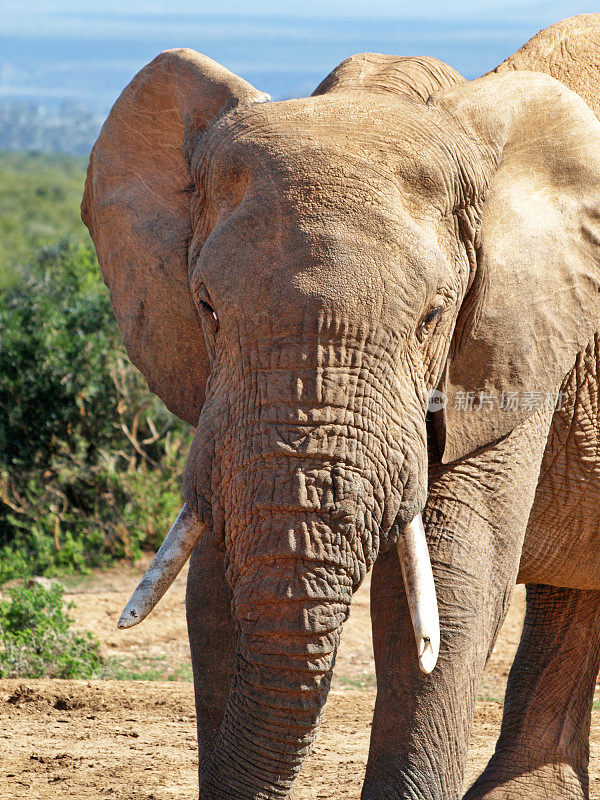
[396,512,440,674]
[117,503,205,629]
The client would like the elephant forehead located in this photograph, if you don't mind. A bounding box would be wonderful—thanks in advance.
[190,95,458,324]
[199,93,460,213]
[194,190,446,333]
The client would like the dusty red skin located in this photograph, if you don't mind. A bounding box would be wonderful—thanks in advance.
[82,15,600,800]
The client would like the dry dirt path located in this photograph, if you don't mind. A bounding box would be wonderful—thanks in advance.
[2,559,600,799]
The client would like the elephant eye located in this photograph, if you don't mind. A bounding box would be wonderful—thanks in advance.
[417,305,443,343]
[194,283,218,325]
[193,283,219,363]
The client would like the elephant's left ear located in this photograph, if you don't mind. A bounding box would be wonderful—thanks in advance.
[433,71,600,463]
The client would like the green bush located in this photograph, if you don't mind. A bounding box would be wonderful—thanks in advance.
[0,583,103,678]
[0,240,192,582]
[0,151,88,287]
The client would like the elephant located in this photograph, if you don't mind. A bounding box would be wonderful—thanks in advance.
[81,13,600,800]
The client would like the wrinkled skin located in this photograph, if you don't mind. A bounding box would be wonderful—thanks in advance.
[82,14,600,800]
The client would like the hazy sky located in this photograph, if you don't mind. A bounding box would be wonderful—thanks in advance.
[0,1,597,111]
[3,1,596,26]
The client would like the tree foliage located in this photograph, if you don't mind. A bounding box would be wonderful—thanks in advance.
[0,241,192,582]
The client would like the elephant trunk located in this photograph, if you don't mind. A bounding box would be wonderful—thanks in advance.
[199,543,351,798]
[193,434,376,797]
[119,329,435,796]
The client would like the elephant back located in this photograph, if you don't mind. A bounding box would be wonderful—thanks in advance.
[492,14,600,120]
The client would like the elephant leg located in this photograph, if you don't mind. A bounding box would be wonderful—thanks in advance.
[363,406,554,800]
[364,524,517,800]
[465,584,600,800]
[186,534,236,778]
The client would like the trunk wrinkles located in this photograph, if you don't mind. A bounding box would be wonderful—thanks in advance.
[198,454,380,798]
[187,317,428,799]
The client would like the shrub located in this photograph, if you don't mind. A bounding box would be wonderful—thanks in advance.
[0,240,192,582]
[0,583,103,678]
[0,151,88,288]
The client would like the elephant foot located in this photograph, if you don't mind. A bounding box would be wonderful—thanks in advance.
[463,760,588,800]
[362,768,450,800]
[465,585,600,800]
[362,784,437,800]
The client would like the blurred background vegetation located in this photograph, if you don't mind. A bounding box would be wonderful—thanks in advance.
[0,151,192,585]
[0,152,89,285]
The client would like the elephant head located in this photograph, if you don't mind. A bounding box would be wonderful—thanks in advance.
[82,29,600,800]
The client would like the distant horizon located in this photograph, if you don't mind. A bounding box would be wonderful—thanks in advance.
[0,2,597,114]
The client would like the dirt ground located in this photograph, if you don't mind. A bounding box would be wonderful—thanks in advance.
[2,558,600,799]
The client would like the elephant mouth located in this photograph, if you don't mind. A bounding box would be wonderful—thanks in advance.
[116,502,439,674]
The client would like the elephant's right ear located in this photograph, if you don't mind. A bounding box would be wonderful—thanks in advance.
[82,50,268,426]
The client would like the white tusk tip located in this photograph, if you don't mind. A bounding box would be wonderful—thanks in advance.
[418,637,438,674]
[117,606,141,629]
[397,512,440,675]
